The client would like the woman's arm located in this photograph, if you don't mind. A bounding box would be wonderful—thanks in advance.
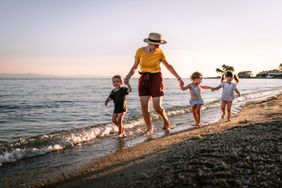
[162,59,184,86]
[181,83,191,91]
[124,58,140,84]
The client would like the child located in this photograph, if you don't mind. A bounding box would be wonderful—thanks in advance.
[212,71,240,121]
[181,72,213,126]
[105,75,132,137]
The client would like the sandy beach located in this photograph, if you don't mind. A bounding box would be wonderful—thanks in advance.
[41,94,282,188]
[0,94,281,188]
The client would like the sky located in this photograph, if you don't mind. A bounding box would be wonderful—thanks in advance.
[0,0,281,77]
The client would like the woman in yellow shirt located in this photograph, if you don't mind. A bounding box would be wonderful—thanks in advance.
[124,33,184,135]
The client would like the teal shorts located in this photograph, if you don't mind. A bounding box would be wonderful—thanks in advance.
[190,99,204,107]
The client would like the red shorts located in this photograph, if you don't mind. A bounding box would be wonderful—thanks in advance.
[138,72,164,97]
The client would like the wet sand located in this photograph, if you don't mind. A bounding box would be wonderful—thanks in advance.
[1,95,281,188]
[48,94,282,188]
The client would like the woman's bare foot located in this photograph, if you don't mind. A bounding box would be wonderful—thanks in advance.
[169,124,176,129]
[163,120,170,130]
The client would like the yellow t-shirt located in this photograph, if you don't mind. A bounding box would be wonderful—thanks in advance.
[135,47,166,73]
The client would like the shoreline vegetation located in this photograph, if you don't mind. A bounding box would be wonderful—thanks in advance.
[2,94,281,187]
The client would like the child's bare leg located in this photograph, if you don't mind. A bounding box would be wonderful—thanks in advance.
[221,101,226,119]
[195,105,202,125]
[226,102,232,121]
[192,106,197,125]
[112,113,118,125]
[117,112,125,135]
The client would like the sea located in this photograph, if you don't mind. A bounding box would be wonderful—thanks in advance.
[0,78,281,182]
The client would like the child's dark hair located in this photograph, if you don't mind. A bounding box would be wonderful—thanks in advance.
[191,71,203,80]
[221,71,240,83]
[112,75,123,84]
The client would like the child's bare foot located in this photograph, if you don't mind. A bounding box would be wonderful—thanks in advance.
[221,113,225,119]
[145,128,153,136]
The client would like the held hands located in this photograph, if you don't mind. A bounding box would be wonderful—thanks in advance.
[124,75,130,85]
[178,78,184,88]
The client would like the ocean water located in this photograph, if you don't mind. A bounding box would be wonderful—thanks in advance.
[0,78,282,166]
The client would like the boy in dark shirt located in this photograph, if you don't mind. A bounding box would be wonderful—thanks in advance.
[105,75,132,137]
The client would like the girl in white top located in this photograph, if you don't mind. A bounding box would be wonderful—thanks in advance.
[212,71,240,121]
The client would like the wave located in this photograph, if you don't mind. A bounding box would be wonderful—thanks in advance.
[0,89,281,166]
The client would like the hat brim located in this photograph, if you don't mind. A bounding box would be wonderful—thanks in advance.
[143,38,167,45]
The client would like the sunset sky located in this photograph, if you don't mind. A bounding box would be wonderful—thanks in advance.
[0,0,281,77]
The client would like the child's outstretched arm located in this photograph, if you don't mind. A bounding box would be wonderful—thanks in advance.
[200,85,213,90]
[105,97,111,106]
[125,81,132,93]
[234,89,240,97]
[211,85,222,91]
[181,83,191,91]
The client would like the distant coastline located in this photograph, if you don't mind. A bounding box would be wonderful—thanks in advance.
[0,74,281,79]
[0,74,111,79]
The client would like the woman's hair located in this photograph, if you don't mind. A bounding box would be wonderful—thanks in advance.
[191,71,203,80]
[112,75,123,84]
[221,71,240,83]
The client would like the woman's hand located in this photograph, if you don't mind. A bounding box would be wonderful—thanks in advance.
[125,58,139,85]
[178,78,184,88]
[124,76,129,85]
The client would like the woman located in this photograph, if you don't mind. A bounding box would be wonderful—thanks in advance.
[124,32,184,135]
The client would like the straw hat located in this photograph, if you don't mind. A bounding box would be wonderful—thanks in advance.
[143,32,167,45]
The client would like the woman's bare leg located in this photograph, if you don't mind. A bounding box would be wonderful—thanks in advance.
[152,97,170,130]
[140,96,152,132]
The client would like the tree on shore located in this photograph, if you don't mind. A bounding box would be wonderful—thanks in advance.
[216,64,235,75]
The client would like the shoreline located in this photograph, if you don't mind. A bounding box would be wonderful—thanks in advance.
[0,94,281,187]
[50,94,282,187]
